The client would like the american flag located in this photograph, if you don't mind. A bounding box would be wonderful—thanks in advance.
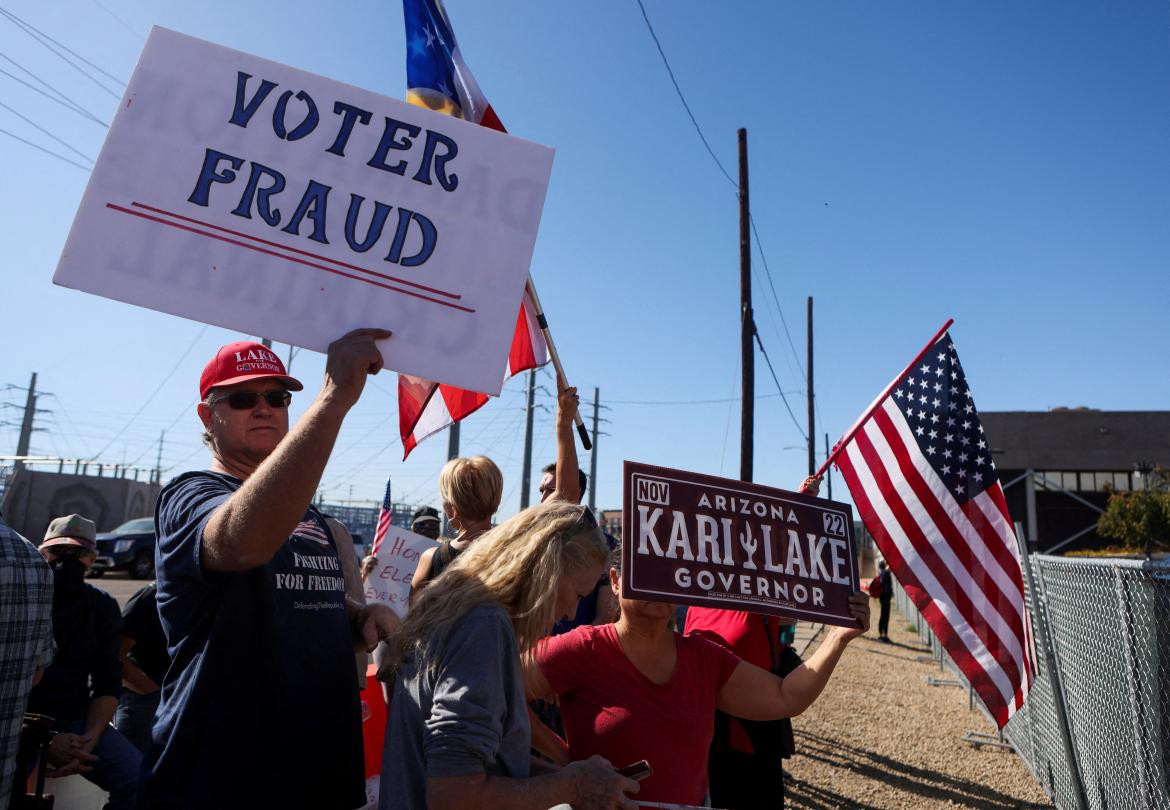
[292,518,331,548]
[833,329,1034,727]
[370,476,394,557]
[397,0,549,459]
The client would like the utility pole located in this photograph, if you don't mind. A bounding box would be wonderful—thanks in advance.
[155,430,165,485]
[589,387,599,510]
[15,372,38,472]
[520,370,536,510]
[447,422,460,461]
[738,128,754,484]
[807,296,815,477]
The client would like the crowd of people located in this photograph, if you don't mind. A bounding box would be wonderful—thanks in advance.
[1,329,869,809]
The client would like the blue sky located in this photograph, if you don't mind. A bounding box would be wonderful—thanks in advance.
[1,0,1168,518]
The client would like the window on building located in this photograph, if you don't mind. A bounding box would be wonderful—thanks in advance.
[1036,471,1133,492]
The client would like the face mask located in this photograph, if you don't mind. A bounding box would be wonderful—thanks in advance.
[50,554,88,597]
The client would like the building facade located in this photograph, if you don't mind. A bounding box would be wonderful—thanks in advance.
[981,409,1170,553]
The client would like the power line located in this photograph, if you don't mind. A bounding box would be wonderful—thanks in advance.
[0,56,110,126]
[606,390,801,406]
[87,0,145,41]
[718,362,738,476]
[0,126,90,170]
[0,6,124,97]
[749,213,804,377]
[633,0,736,188]
[88,325,208,460]
[162,444,204,474]
[630,0,810,399]
[753,329,807,441]
[0,99,94,163]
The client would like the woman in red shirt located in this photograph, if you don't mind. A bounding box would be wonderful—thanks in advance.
[527,551,870,806]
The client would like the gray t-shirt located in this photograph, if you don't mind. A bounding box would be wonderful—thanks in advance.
[380,602,531,809]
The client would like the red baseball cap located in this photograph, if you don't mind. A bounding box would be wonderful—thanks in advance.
[200,341,304,399]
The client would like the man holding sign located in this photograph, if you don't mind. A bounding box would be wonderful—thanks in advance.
[142,330,399,809]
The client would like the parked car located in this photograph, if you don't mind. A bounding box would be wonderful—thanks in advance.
[91,516,156,579]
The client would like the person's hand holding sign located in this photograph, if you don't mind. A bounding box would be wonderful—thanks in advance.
[796,475,871,642]
[321,328,393,411]
[829,591,871,643]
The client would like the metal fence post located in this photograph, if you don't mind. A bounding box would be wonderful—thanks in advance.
[1017,541,1088,810]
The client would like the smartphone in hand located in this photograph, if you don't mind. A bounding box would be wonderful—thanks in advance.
[617,760,653,781]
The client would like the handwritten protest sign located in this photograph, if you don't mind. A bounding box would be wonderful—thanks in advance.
[53,27,554,395]
[362,525,434,612]
[621,461,860,627]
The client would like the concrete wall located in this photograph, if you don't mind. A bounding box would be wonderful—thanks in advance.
[0,468,160,541]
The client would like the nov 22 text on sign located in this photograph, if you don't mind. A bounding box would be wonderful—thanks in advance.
[53,27,553,396]
[622,461,861,627]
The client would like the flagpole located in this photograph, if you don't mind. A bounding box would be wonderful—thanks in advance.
[812,317,953,480]
[524,275,592,450]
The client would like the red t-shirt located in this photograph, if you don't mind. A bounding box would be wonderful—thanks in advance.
[536,623,742,805]
[684,607,787,754]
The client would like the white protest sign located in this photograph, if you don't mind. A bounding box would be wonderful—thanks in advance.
[363,525,434,611]
[54,27,554,395]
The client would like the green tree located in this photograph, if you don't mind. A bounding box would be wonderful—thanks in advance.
[1097,467,1170,557]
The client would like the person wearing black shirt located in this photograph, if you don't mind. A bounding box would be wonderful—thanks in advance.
[877,560,894,642]
[140,334,399,809]
[27,514,141,810]
[114,582,168,753]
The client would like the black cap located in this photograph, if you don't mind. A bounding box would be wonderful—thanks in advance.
[410,506,440,529]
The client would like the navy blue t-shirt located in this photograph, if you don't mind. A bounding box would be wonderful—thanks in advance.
[140,471,365,809]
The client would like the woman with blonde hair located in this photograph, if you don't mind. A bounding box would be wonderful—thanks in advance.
[409,454,503,595]
[380,500,639,810]
[410,389,583,597]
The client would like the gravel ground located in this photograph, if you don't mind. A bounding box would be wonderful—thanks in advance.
[783,607,1053,810]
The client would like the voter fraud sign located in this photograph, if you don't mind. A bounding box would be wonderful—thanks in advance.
[622,461,860,627]
[53,27,554,395]
[363,525,434,613]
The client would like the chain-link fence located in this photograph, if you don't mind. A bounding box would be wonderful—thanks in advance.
[894,554,1170,810]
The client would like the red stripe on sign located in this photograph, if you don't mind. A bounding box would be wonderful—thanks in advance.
[853,425,1025,695]
[105,203,475,314]
[130,202,462,300]
[835,447,1012,727]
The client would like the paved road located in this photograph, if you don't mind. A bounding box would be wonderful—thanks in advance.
[86,571,151,608]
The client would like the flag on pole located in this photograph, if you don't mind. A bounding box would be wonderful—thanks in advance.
[397,0,549,459]
[832,330,1034,727]
[370,476,394,557]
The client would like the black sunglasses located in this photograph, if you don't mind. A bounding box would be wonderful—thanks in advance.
[210,390,292,410]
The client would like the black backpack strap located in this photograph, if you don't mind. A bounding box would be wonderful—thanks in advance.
[427,539,455,581]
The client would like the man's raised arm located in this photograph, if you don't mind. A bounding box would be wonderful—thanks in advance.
[202,329,390,572]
